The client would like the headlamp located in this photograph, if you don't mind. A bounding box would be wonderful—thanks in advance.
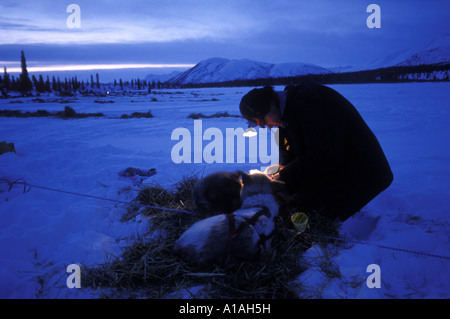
[243,120,257,137]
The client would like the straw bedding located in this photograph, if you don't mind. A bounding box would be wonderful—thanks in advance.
[81,175,340,298]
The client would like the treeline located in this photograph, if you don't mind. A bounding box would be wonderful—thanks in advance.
[1,69,176,97]
[3,50,448,96]
[0,51,176,97]
[111,78,175,91]
[3,72,87,95]
[175,63,450,88]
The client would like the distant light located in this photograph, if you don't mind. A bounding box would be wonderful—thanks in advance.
[106,91,110,94]
[243,127,257,137]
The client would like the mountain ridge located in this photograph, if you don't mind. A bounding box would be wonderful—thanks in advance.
[354,33,450,71]
[168,57,332,84]
[146,34,450,83]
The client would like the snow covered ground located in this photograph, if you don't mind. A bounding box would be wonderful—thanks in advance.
[0,82,449,299]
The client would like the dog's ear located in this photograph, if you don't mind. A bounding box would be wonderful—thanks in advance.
[241,172,251,185]
[235,170,246,183]
[235,170,246,177]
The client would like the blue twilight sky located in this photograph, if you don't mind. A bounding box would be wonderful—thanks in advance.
[1,0,449,80]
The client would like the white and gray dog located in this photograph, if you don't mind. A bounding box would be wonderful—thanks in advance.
[174,172,287,267]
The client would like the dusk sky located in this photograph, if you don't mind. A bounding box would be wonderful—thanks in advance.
[1,0,449,81]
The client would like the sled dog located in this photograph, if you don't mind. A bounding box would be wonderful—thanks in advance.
[175,172,286,266]
[193,171,243,216]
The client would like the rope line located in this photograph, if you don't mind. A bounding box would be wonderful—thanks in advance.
[305,232,450,261]
[0,178,192,214]
[1,178,449,261]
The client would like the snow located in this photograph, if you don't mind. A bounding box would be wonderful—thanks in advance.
[398,47,450,66]
[170,58,331,84]
[145,71,183,84]
[352,33,450,71]
[269,62,332,77]
[0,82,449,299]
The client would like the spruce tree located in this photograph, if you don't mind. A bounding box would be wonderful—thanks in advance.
[3,66,10,95]
[31,75,38,88]
[37,74,46,93]
[45,76,51,92]
[10,75,17,91]
[19,51,33,94]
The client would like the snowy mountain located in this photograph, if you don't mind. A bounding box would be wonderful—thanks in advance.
[358,48,419,71]
[169,57,332,84]
[269,62,332,77]
[145,71,182,83]
[397,47,450,66]
[358,33,450,70]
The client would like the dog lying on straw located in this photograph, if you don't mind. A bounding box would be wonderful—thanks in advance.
[174,172,286,266]
[193,171,243,216]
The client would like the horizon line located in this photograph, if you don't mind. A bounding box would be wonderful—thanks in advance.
[4,63,195,73]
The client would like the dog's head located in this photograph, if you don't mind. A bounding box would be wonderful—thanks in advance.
[241,172,288,202]
[241,172,271,197]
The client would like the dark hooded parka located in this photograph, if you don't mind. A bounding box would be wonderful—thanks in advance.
[278,82,393,221]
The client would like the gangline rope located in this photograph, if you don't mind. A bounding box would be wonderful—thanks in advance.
[1,178,449,261]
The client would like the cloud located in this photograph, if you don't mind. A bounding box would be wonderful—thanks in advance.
[1,0,449,69]
[0,0,262,45]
